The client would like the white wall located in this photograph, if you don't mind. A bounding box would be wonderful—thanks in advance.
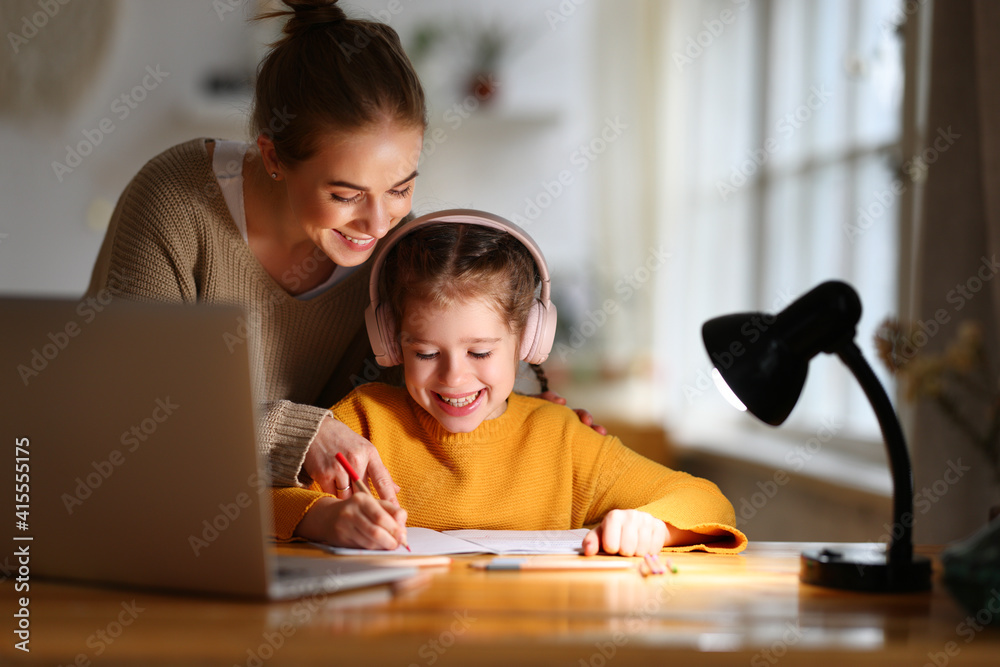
[0,0,255,295]
[0,0,601,303]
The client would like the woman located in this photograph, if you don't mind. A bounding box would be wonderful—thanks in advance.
[86,0,599,505]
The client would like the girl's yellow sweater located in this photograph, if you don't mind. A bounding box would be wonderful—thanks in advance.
[272,383,747,553]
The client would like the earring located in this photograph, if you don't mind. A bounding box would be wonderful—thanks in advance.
[271,172,278,180]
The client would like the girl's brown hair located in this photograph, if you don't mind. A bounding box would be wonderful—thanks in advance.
[381,223,540,346]
[252,0,426,166]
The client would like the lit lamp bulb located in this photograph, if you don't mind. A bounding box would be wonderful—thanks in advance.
[711,368,746,412]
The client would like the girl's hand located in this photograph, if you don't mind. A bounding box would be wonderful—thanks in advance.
[303,415,400,504]
[295,495,409,550]
[582,510,667,557]
[536,390,608,436]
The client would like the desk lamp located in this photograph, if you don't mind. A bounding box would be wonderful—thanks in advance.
[702,280,931,592]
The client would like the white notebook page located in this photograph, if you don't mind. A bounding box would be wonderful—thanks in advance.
[320,528,589,556]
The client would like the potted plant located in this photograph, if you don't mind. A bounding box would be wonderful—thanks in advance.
[875,318,1000,517]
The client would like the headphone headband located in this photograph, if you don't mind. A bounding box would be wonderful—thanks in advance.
[365,209,557,367]
[367,209,551,307]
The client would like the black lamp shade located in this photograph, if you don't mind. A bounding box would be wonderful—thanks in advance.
[702,281,862,425]
[701,314,807,425]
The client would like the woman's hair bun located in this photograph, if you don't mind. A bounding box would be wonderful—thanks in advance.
[279,0,347,37]
[251,0,426,165]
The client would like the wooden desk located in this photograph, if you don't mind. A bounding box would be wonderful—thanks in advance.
[3,542,998,666]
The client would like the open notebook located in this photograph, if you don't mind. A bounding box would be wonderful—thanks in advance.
[321,528,591,556]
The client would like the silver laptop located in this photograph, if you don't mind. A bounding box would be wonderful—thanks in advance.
[1,297,416,599]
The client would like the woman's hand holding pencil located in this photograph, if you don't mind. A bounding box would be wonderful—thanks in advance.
[336,453,410,551]
[293,454,410,551]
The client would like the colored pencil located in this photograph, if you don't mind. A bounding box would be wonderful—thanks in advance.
[335,452,410,552]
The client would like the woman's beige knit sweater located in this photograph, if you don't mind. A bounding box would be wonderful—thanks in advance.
[86,138,379,487]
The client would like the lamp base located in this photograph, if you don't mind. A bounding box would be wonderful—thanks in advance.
[800,546,932,592]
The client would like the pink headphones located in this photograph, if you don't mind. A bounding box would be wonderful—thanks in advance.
[364,209,558,367]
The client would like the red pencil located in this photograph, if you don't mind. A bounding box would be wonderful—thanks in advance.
[335,452,410,552]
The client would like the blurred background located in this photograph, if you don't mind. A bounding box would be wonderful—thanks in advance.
[2,0,998,546]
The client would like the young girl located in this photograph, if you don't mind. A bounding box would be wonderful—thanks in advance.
[272,211,747,556]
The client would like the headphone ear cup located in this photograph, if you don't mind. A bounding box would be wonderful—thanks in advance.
[377,305,401,367]
[365,303,401,367]
[519,299,557,364]
[519,302,540,362]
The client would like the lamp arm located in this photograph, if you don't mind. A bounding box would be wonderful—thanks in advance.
[835,341,915,566]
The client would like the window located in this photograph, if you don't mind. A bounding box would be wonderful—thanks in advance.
[648,0,908,454]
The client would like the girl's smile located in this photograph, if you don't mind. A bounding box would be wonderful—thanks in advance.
[400,297,519,433]
[434,389,486,416]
